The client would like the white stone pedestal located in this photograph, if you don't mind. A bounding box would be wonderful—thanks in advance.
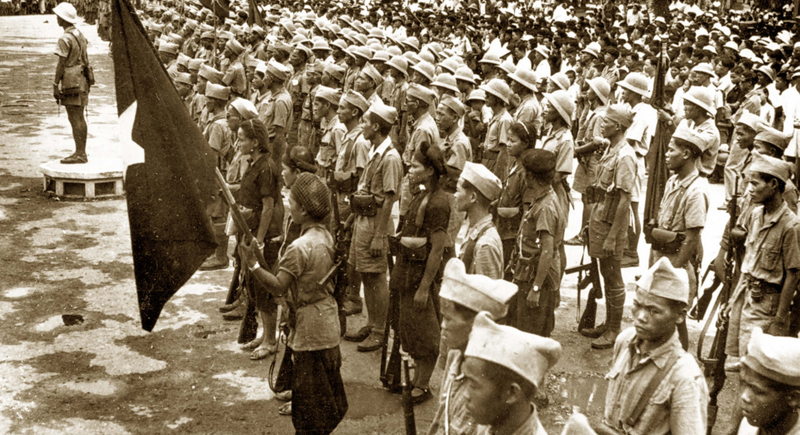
[40,158,125,199]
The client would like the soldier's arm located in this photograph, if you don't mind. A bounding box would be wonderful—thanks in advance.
[673,227,701,268]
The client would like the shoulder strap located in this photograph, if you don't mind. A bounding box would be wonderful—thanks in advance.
[460,223,494,271]
[665,173,700,229]
[64,30,89,67]
[624,352,682,428]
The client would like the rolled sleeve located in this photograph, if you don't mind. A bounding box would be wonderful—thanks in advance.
[279,243,306,280]
[614,153,637,193]
[381,153,403,195]
[668,374,709,435]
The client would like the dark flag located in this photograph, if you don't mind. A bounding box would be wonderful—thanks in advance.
[112,0,218,331]
[643,38,671,226]
[248,0,265,27]
[198,0,230,21]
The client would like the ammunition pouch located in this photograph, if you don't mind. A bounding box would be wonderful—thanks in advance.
[483,148,499,161]
[746,275,782,302]
[388,236,428,261]
[496,207,521,219]
[648,227,686,254]
[513,252,538,282]
[586,185,606,205]
[330,172,358,195]
[350,194,379,217]
[730,227,747,249]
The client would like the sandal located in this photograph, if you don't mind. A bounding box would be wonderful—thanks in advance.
[60,153,88,164]
[250,344,277,360]
[410,387,433,405]
[241,338,263,351]
[275,390,292,401]
[278,401,292,416]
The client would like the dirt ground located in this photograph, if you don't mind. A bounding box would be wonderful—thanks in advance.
[0,14,741,435]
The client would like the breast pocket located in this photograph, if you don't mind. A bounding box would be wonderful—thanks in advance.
[597,159,616,189]
[758,243,781,271]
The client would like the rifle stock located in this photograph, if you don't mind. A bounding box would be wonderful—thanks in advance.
[566,257,603,331]
[401,358,417,435]
[701,177,738,435]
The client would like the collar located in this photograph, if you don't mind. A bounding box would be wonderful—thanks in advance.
[300,221,328,235]
[413,110,434,128]
[760,201,791,228]
[369,136,392,160]
[531,185,553,203]
[320,114,339,130]
[466,214,494,239]
[673,168,700,188]
[343,124,363,141]
[490,106,508,122]
[630,330,682,370]
[445,125,465,143]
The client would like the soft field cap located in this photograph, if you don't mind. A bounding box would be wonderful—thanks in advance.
[465,312,562,389]
[747,151,793,182]
[205,83,231,101]
[635,257,689,304]
[230,98,258,120]
[755,125,792,150]
[459,161,502,201]
[743,327,800,387]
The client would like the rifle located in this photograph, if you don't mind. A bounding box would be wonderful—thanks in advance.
[319,167,351,335]
[564,228,603,331]
[214,168,286,342]
[381,250,402,394]
[690,264,721,321]
[401,357,417,435]
[698,177,738,435]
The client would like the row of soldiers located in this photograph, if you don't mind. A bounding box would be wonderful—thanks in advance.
[135,0,800,433]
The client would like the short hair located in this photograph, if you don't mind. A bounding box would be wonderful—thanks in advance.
[461,179,493,207]
[239,119,271,154]
[673,137,702,158]
[482,359,537,400]
[509,121,537,150]
[367,112,393,136]
[282,146,317,173]
[719,56,736,70]
[756,172,787,193]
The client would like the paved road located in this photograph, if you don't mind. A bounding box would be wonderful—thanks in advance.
[0,14,740,434]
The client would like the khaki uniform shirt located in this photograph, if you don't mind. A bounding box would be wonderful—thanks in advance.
[514,94,543,135]
[603,328,708,435]
[738,202,800,286]
[475,407,547,435]
[263,87,292,140]
[656,170,709,232]
[459,214,504,279]
[428,350,477,435]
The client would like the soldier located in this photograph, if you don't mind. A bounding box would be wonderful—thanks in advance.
[200,83,233,271]
[173,72,195,111]
[727,152,800,359]
[462,312,561,435]
[479,79,513,180]
[735,327,800,435]
[428,259,518,435]
[581,105,637,349]
[313,86,345,170]
[599,257,708,435]
[437,95,472,252]
[567,76,610,246]
[53,2,91,164]
[260,61,293,161]
[455,163,503,279]
[344,103,403,352]
[333,91,371,317]
[399,84,439,217]
[508,149,562,338]
[646,123,709,350]
[221,38,247,98]
[509,68,543,136]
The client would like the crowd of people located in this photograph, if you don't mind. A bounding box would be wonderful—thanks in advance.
[53,0,800,432]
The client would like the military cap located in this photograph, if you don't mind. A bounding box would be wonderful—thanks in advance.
[266,60,291,81]
[411,61,435,82]
[440,258,516,318]
[366,101,398,125]
[480,78,512,105]
[230,98,258,120]
[432,73,459,93]
[187,58,204,72]
[291,173,331,219]
[618,72,650,97]
[173,72,193,86]
[604,103,634,128]
[466,89,486,102]
[466,312,562,389]
[341,90,370,113]
[544,90,575,126]
[459,161,502,201]
[177,52,191,69]
[672,123,709,153]
[439,94,466,118]
[360,63,383,86]
[636,257,690,304]
[386,55,409,76]
[691,62,716,77]
[199,64,224,84]
[314,85,341,106]
[755,126,792,150]
[323,63,346,82]
[407,84,437,107]
[587,77,611,105]
[743,327,800,387]
[735,112,764,132]
[158,42,180,54]
[205,83,231,101]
